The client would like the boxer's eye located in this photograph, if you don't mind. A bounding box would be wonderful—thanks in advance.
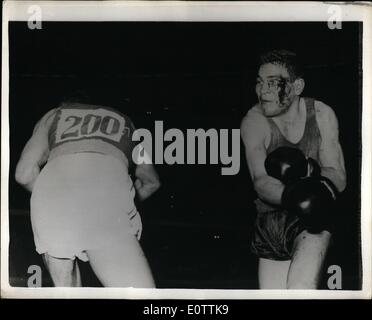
[256,77,291,91]
[270,77,291,91]
[256,79,263,86]
[267,79,280,89]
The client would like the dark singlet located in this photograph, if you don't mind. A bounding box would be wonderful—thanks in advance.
[47,102,137,168]
[255,97,322,212]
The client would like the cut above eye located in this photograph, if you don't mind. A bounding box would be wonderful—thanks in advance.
[268,80,277,85]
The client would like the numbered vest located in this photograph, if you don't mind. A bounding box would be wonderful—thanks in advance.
[48,103,136,166]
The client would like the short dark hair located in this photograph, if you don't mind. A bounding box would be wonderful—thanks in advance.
[259,49,304,81]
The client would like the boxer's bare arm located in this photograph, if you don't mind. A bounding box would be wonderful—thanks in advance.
[241,110,284,205]
[134,163,161,201]
[315,101,346,192]
[15,109,56,192]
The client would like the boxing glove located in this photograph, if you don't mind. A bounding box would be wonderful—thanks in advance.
[281,176,338,233]
[307,157,321,177]
[265,147,322,184]
[265,147,308,184]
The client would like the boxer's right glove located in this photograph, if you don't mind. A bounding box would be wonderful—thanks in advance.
[265,146,320,184]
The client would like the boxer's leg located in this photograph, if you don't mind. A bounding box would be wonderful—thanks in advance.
[43,253,82,287]
[258,258,290,289]
[86,235,155,288]
[253,209,295,289]
[287,230,331,289]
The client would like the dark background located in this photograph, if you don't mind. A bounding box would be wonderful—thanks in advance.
[8,21,362,289]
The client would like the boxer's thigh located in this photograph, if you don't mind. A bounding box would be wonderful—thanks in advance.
[287,230,331,289]
[86,235,155,288]
[258,258,290,289]
[252,209,303,260]
[43,253,81,287]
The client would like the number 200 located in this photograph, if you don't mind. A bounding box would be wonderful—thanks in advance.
[61,114,122,140]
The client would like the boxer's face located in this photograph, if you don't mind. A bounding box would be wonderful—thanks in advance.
[256,63,298,117]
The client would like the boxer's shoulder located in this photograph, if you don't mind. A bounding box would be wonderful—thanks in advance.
[241,104,270,142]
[313,99,333,115]
[33,108,59,134]
[313,99,338,125]
[242,104,269,128]
[44,108,59,123]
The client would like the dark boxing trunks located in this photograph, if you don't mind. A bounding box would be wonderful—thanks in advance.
[251,208,306,261]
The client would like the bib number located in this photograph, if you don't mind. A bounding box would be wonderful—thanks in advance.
[55,108,127,144]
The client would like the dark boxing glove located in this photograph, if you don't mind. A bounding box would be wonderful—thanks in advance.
[307,157,321,177]
[265,147,322,184]
[281,176,338,234]
[265,147,308,184]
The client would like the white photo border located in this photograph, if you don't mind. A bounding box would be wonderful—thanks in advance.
[1,1,371,299]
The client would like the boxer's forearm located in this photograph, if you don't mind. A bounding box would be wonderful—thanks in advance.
[136,184,159,201]
[254,175,285,206]
[321,167,346,192]
[15,163,40,193]
[135,179,161,201]
[134,163,161,201]
[24,180,37,193]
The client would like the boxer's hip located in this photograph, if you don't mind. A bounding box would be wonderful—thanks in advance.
[30,152,137,256]
[251,199,306,261]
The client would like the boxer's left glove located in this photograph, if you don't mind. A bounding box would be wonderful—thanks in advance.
[281,176,338,234]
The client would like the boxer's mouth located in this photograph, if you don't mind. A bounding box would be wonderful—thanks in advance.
[260,99,275,103]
